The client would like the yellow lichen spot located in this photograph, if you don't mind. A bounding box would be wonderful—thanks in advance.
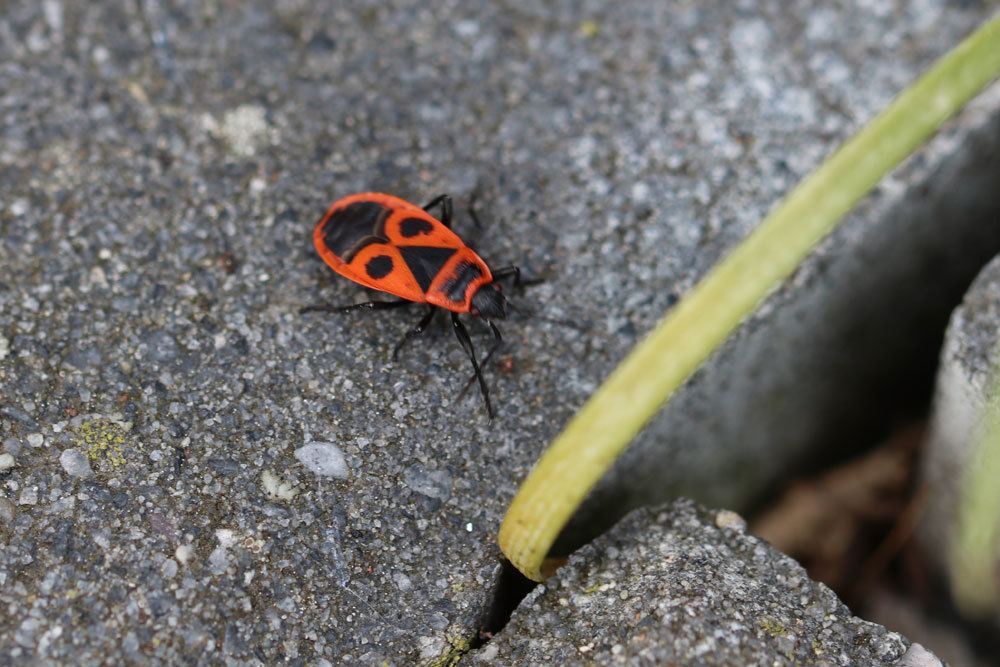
[449,581,465,593]
[583,581,615,594]
[758,617,788,637]
[79,418,127,468]
[578,19,599,38]
[426,632,472,667]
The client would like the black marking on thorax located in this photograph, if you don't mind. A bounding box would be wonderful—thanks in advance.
[399,217,434,238]
[399,246,457,292]
[442,260,483,302]
[322,202,390,261]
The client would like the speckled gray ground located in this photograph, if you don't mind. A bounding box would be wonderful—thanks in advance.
[474,499,915,666]
[0,0,995,664]
[921,253,1000,584]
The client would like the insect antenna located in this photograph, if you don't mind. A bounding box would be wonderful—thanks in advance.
[507,301,589,331]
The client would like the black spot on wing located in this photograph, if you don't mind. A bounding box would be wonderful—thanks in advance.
[322,202,390,260]
[399,246,457,292]
[442,261,483,302]
[365,255,394,279]
[399,217,434,238]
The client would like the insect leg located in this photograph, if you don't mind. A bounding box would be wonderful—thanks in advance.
[392,306,437,360]
[458,320,504,399]
[422,194,453,228]
[451,312,494,420]
[299,299,412,315]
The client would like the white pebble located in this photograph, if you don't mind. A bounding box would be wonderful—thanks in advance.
[59,449,93,478]
[215,528,237,547]
[0,453,14,472]
[262,470,298,500]
[161,559,178,578]
[27,433,44,448]
[19,487,38,505]
[175,544,192,565]
[896,643,943,667]
[294,442,349,479]
[715,509,747,531]
[0,335,9,360]
[10,198,29,216]
[89,266,108,289]
[220,105,269,157]
[393,572,413,591]
[208,545,230,574]
[0,497,15,524]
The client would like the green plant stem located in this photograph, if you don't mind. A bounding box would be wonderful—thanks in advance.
[500,13,1000,582]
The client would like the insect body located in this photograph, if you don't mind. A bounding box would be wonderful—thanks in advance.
[302,192,525,419]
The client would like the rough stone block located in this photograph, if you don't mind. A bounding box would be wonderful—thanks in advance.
[921,254,1000,597]
[476,499,926,666]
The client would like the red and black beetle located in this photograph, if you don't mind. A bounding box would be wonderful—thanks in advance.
[301,192,531,419]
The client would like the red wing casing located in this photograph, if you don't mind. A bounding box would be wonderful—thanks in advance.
[313,192,493,313]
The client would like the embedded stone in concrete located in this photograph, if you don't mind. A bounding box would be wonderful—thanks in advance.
[294,442,350,479]
[58,449,93,478]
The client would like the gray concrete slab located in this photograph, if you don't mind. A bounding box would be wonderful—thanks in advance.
[0,0,995,663]
[475,499,922,666]
[921,253,1000,610]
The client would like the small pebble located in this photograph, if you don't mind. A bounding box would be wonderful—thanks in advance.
[175,544,192,565]
[0,453,15,472]
[895,643,944,667]
[220,104,269,157]
[294,442,349,479]
[60,449,94,478]
[18,487,38,505]
[209,529,237,574]
[404,465,452,501]
[715,509,747,531]
[262,470,298,500]
[9,198,28,216]
[0,497,15,524]
[393,572,413,592]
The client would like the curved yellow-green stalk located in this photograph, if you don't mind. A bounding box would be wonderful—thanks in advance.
[500,14,1000,582]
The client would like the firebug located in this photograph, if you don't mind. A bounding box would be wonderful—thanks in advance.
[301,192,531,419]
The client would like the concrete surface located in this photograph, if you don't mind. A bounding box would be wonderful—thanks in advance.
[563,75,1000,550]
[921,254,1000,597]
[474,499,923,666]
[0,0,996,663]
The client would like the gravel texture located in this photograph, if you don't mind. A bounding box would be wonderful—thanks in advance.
[0,0,995,663]
[474,499,918,666]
